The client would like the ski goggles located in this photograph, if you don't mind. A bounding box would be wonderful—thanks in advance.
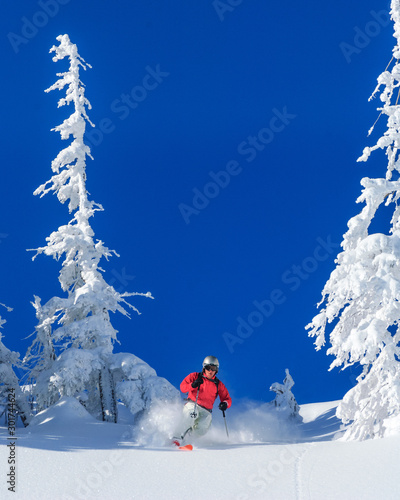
[204,364,218,372]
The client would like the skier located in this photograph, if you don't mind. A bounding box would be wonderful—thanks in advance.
[173,355,232,446]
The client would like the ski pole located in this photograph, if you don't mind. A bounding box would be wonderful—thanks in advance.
[222,409,229,438]
[190,386,200,419]
[181,389,200,442]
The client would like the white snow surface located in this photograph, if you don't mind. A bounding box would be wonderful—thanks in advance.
[1,397,399,499]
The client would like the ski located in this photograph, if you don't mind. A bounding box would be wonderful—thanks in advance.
[178,444,193,451]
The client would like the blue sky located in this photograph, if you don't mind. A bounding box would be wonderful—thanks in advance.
[0,1,394,405]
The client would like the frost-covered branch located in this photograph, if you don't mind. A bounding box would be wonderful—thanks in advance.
[35,34,94,214]
[358,2,400,182]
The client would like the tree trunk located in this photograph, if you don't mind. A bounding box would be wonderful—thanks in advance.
[99,366,117,423]
[5,386,31,428]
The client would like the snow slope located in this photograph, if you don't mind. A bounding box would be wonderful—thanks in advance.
[1,397,399,500]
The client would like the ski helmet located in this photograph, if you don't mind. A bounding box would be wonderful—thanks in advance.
[202,356,219,372]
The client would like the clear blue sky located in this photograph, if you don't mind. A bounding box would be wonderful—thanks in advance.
[0,1,394,405]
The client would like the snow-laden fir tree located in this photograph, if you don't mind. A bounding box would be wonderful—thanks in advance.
[0,305,31,426]
[270,369,301,419]
[25,34,162,422]
[306,1,400,440]
[23,296,58,412]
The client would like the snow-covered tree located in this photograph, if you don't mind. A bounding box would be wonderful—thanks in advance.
[110,353,180,421]
[306,2,400,440]
[23,296,58,412]
[0,305,31,426]
[270,369,300,419]
[26,34,153,422]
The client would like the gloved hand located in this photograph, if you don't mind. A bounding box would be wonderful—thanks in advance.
[191,376,204,389]
[219,401,228,411]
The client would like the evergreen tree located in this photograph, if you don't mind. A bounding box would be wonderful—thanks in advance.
[27,34,152,422]
[0,305,31,427]
[23,296,58,413]
[306,1,400,440]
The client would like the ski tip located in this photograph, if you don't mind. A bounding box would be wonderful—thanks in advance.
[178,444,193,451]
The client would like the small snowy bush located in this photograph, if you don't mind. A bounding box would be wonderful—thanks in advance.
[270,369,301,420]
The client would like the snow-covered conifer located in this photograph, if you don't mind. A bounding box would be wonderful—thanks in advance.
[0,305,31,426]
[270,369,300,419]
[27,35,153,422]
[110,353,180,421]
[23,296,58,412]
[306,1,400,440]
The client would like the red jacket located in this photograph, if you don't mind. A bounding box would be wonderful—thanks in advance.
[180,372,232,411]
